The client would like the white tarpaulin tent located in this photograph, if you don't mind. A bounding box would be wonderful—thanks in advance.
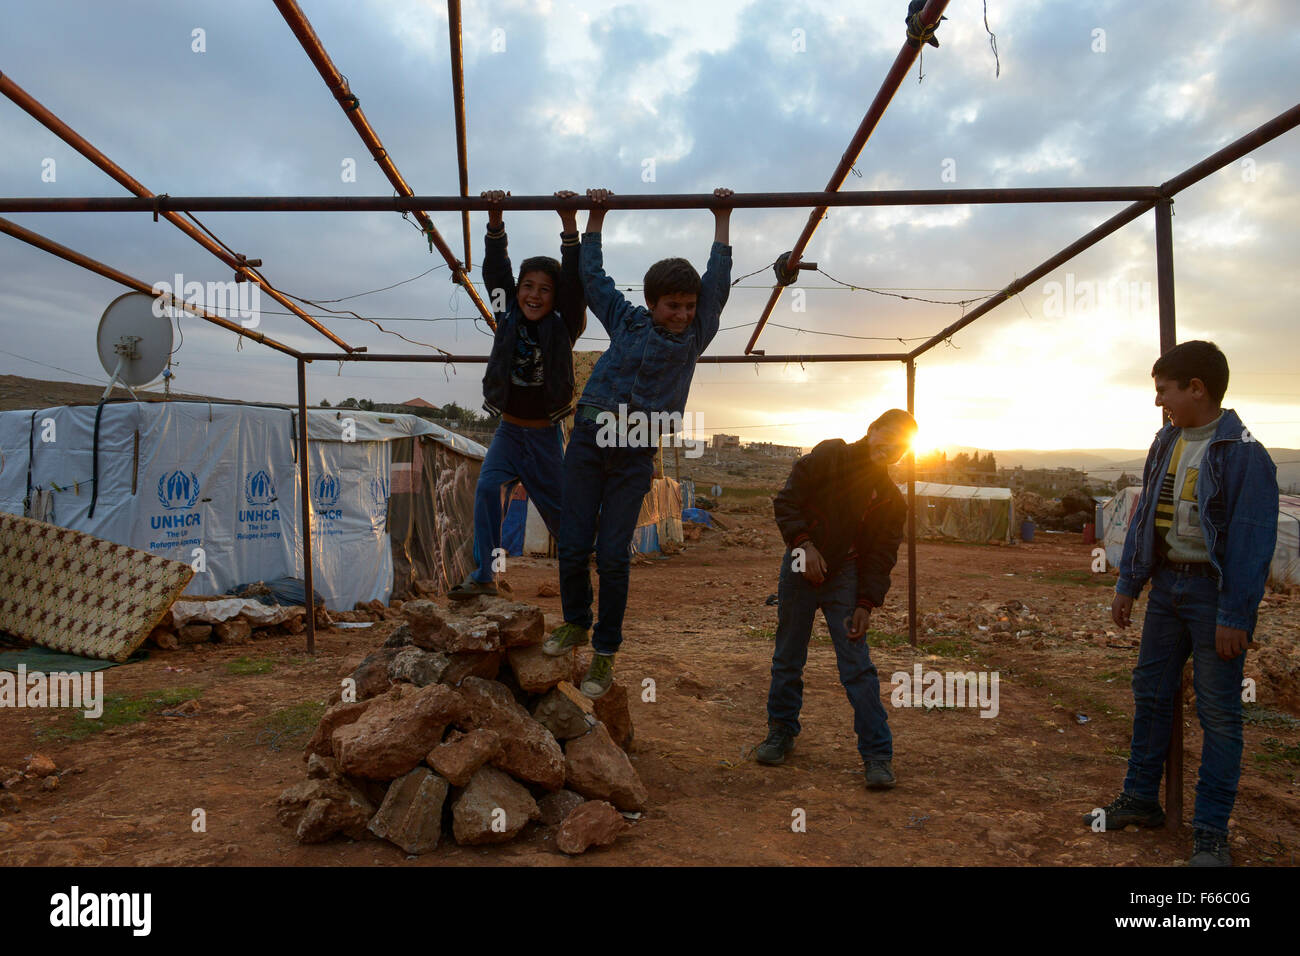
[1100,486,1300,588]
[897,481,1015,544]
[0,401,485,610]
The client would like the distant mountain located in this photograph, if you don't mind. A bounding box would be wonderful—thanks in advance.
[940,446,1300,493]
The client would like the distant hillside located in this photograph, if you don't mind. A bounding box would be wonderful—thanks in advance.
[0,374,211,412]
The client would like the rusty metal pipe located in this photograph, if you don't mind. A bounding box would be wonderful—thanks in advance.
[1160,101,1300,197]
[0,216,301,358]
[0,70,354,352]
[0,186,1163,215]
[297,351,908,363]
[448,0,472,270]
[745,0,952,354]
[271,0,496,329]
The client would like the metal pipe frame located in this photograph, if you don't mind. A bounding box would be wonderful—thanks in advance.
[447,0,472,270]
[745,0,953,354]
[295,351,909,364]
[0,216,301,358]
[0,70,354,352]
[0,186,1165,215]
[272,0,496,330]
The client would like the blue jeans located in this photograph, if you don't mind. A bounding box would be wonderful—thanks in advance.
[1123,565,1248,835]
[470,420,564,583]
[767,551,893,762]
[557,417,657,655]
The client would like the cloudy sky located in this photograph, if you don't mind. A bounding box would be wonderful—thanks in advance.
[2,0,1297,458]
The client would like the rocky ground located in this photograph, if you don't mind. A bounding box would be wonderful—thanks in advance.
[2,513,1297,866]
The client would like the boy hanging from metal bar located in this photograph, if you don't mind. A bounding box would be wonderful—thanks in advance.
[541,186,733,699]
[449,190,586,599]
[754,410,915,789]
[1085,341,1278,866]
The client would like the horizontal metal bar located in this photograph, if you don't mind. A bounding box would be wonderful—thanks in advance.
[0,187,1164,215]
[299,351,909,364]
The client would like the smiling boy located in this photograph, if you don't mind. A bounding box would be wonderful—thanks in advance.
[449,189,586,599]
[1085,340,1278,866]
[541,186,733,698]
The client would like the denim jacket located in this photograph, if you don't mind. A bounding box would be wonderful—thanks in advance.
[1117,408,1279,631]
[576,233,731,419]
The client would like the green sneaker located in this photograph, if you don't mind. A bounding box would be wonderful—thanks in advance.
[580,653,615,699]
[542,622,590,657]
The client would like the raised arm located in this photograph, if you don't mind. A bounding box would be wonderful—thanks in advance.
[694,187,734,350]
[481,189,514,318]
[554,190,587,343]
[579,188,632,335]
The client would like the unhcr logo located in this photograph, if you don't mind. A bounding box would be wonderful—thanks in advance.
[369,476,389,513]
[312,472,343,520]
[244,469,276,505]
[156,471,200,510]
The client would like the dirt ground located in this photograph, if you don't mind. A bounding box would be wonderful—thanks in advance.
[2,515,1297,867]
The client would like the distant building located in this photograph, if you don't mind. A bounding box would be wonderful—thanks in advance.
[746,441,802,458]
[1116,471,1139,491]
[712,433,740,451]
[1000,465,1090,495]
[403,397,437,409]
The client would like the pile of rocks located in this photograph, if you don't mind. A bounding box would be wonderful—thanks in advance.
[276,595,644,856]
[146,599,322,650]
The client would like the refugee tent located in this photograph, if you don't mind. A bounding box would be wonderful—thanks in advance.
[1099,487,1300,588]
[897,481,1015,544]
[0,400,485,610]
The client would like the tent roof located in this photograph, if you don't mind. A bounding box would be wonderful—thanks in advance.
[900,481,1012,500]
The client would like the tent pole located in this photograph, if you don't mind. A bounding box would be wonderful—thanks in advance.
[1155,198,1183,830]
[297,357,316,655]
[906,359,917,648]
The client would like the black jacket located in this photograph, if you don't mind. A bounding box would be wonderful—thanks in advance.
[773,437,906,608]
[481,228,586,422]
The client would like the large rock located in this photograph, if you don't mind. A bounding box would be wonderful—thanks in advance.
[455,677,565,790]
[440,651,503,685]
[382,623,414,648]
[367,766,450,854]
[564,722,648,811]
[463,597,546,647]
[426,729,501,787]
[537,789,586,826]
[389,646,451,687]
[593,681,634,749]
[401,600,453,650]
[276,778,375,843]
[333,683,466,780]
[443,616,502,654]
[507,644,575,693]
[176,623,213,644]
[214,619,252,644]
[348,647,401,701]
[531,684,595,740]
[303,699,373,760]
[451,766,539,845]
[556,800,626,855]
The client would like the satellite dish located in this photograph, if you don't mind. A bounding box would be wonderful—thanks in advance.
[96,291,173,399]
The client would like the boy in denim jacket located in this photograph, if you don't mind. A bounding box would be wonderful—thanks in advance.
[542,187,733,698]
[1085,341,1278,866]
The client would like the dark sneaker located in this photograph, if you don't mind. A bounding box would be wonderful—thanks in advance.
[542,622,590,657]
[1082,792,1165,831]
[448,576,497,601]
[864,759,897,790]
[579,652,615,699]
[1188,829,1232,867]
[754,727,796,765]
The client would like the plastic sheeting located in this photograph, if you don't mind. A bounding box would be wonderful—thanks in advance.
[897,481,1014,544]
[1100,486,1300,588]
[0,401,486,611]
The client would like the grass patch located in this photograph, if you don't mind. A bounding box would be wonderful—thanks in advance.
[1243,704,1300,731]
[1030,569,1115,588]
[718,486,778,499]
[224,656,276,676]
[260,700,329,736]
[920,637,974,658]
[1096,668,1131,682]
[745,626,777,640]
[1252,737,1300,777]
[35,687,204,742]
[869,629,910,648]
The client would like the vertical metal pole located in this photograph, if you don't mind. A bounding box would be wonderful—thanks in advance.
[297,357,316,655]
[906,359,918,648]
[1155,198,1182,829]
